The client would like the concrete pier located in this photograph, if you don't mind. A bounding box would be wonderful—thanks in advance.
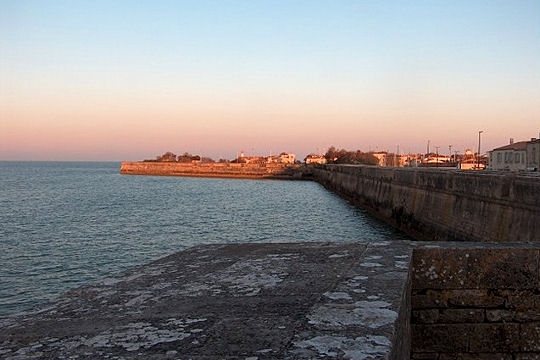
[0,242,412,359]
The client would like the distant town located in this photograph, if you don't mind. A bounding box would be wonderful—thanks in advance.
[146,134,540,172]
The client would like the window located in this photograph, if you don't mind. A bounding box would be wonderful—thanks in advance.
[497,153,502,163]
[515,153,520,163]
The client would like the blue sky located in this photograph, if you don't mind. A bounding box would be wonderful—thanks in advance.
[1,0,539,160]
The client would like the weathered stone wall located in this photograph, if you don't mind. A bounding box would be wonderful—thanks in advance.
[411,245,540,359]
[311,165,540,242]
[0,242,413,359]
[120,162,306,179]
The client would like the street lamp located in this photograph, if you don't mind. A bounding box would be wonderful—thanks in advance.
[477,130,484,170]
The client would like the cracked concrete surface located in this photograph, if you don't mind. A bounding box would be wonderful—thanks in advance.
[0,242,412,359]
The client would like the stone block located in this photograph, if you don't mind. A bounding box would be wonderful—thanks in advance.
[411,353,440,360]
[412,324,469,353]
[485,309,510,322]
[412,248,469,290]
[439,309,485,323]
[412,309,440,324]
[412,290,449,309]
[413,248,539,290]
[515,354,540,360]
[503,290,538,310]
[439,354,511,360]
[447,289,505,308]
[487,310,540,323]
[520,323,540,352]
[466,249,537,289]
[468,323,521,353]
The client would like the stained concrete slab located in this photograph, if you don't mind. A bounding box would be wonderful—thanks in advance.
[0,242,412,360]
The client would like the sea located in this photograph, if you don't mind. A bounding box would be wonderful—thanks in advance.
[0,161,410,317]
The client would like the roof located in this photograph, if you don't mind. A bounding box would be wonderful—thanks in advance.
[491,141,528,152]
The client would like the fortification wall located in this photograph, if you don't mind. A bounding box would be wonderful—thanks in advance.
[411,244,540,359]
[120,161,305,179]
[312,165,540,243]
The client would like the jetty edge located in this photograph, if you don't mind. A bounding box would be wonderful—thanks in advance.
[3,241,539,358]
[120,161,313,180]
[0,241,412,359]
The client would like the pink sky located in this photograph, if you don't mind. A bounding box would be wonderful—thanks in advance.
[1,1,539,161]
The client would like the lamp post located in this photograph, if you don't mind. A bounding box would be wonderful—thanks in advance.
[477,130,484,170]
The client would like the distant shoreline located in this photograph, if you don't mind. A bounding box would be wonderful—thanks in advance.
[119,161,312,180]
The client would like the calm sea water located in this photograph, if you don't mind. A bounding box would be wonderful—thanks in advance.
[0,161,409,317]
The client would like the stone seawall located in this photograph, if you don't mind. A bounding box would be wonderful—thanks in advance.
[311,165,540,243]
[411,244,540,359]
[120,162,307,179]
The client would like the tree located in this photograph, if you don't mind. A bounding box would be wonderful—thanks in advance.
[157,152,177,162]
[177,152,193,163]
[324,146,378,165]
[201,157,215,163]
[324,146,339,163]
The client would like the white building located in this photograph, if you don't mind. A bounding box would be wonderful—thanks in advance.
[488,140,528,171]
[304,154,327,164]
[526,138,540,170]
[279,153,296,164]
[371,152,387,167]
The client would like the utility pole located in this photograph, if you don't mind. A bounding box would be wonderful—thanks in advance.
[477,130,484,170]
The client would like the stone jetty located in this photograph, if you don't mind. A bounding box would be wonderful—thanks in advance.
[120,162,309,180]
[2,241,540,359]
[0,242,412,359]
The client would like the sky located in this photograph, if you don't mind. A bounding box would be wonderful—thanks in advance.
[1,0,539,161]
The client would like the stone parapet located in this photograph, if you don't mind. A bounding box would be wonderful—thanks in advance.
[311,165,540,242]
[411,243,540,359]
